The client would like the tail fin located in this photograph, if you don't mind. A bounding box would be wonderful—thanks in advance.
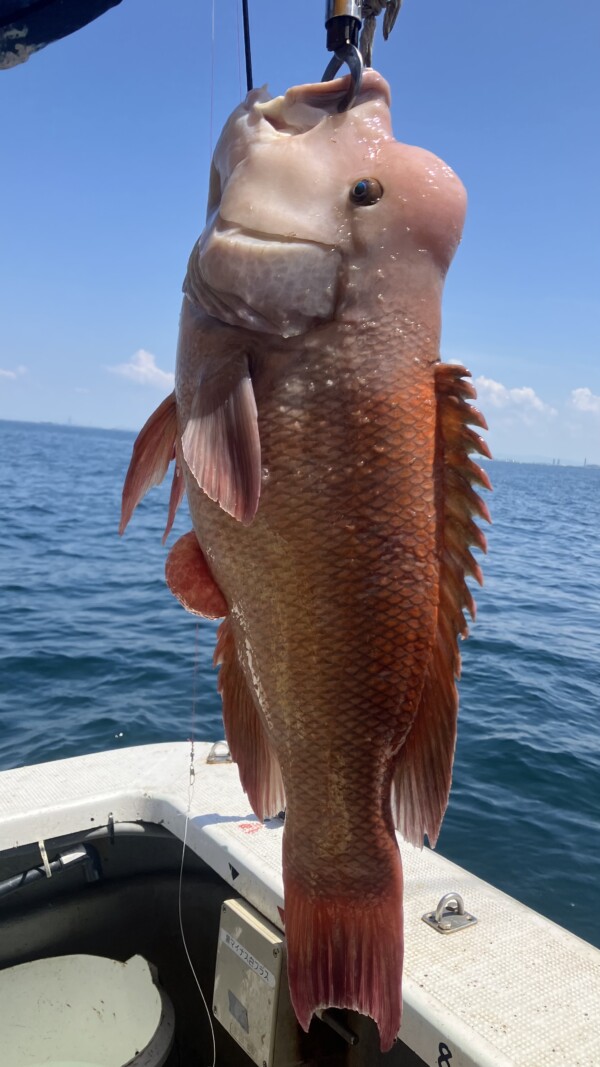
[283,851,404,1052]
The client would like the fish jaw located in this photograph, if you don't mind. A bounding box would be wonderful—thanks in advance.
[185,224,341,338]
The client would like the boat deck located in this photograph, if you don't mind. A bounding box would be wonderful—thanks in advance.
[0,742,598,1067]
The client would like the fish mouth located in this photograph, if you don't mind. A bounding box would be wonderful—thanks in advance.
[214,222,337,252]
[256,69,391,134]
[285,68,391,109]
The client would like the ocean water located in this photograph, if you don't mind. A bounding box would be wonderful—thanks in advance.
[1,419,599,948]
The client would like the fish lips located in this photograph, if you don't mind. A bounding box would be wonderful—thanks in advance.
[185,222,341,338]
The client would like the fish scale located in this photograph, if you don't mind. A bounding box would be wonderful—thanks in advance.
[227,349,436,729]
[120,71,490,1051]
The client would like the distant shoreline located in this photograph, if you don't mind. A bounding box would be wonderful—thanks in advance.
[0,417,136,437]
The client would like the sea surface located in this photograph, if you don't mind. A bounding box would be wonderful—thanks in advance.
[1,419,599,948]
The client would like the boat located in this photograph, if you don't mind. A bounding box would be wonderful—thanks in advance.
[1,740,598,1066]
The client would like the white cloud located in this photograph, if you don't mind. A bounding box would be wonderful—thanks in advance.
[0,364,27,380]
[571,387,600,415]
[108,349,174,389]
[474,375,556,416]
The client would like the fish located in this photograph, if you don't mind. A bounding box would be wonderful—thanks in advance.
[120,70,491,1051]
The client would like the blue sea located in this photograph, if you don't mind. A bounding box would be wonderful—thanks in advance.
[1,419,599,948]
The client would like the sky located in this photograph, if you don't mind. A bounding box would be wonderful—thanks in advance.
[0,0,599,463]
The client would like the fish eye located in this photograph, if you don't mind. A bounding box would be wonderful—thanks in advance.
[349,178,384,206]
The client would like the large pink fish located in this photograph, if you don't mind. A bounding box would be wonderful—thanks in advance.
[121,71,490,1050]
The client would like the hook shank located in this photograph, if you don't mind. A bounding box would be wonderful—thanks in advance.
[322,0,364,112]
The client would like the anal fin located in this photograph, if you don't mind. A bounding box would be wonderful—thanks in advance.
[393,363,491,848]
[391,646,458,848]
[214,617,285,820]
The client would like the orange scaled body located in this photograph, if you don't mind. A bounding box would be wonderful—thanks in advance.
[121,71,490,1050]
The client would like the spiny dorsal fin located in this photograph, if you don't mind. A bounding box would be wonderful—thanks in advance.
[181,353,261,526]
[120,392,178,535]
[214,617,285,820]
[392,363,491,848]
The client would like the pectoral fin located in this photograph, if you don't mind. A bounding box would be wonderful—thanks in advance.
[392,363,491,848]
[181,353,261,526]
[120,392,182,538]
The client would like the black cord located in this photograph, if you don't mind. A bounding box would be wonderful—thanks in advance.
[242,0,253,91]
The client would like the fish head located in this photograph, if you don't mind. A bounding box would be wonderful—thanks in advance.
[184,71,467,337]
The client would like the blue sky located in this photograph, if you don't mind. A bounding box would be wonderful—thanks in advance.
[1,0,598,462]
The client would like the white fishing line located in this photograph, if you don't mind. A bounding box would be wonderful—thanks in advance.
[177,624,216,1067]
[209,0,216,156]
[176,9,221,1058]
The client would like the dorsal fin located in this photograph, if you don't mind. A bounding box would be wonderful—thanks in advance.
[181,353,261,526]
[120,392,178,535]
[392,363,491,848]
[214,617,285,821]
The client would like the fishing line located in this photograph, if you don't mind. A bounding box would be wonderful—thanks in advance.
[177,621,216,1067]
[242,0,253,91]
[236,0,244,100]
[178,8,246,1061]
[208,0,214,155]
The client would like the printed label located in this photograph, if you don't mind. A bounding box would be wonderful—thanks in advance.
[220,928,276,987]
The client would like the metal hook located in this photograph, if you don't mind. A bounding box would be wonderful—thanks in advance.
[322,44,364,112]
[322,1,364,112]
